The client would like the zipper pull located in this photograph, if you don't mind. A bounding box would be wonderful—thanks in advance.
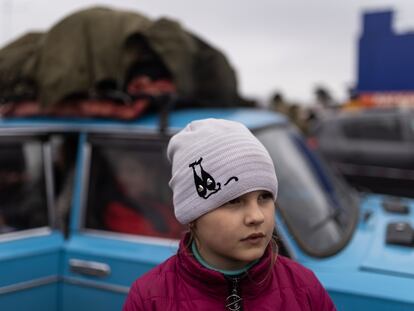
[225,277,243,311]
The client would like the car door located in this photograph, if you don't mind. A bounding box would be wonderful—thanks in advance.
[342,113,409,168]
[60,132,184,311]
[0,133,63,311]
[401,111,414,167]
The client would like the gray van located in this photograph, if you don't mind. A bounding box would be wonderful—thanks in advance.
[310,108,414,197]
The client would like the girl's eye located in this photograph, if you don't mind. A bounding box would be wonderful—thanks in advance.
[259,192,273,201]
[228,198,241,205]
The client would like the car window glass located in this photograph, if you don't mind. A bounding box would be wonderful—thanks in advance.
[256,127,358,257]
[0,140,48,234]
[410,115,414,137]
[343,115,402,141]
[85,138,185,239]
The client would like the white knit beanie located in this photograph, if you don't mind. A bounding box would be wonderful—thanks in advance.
[167,118,278,224]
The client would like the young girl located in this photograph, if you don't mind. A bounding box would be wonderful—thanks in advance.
[123,118,336,311]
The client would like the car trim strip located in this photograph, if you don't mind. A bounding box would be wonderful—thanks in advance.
[0,275,59,295]
[62,276,130,294]
[0,275,131,295]
[81,228,180,247]
[0,227,52,243]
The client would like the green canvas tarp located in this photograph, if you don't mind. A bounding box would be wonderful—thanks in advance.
[0,6,244,109]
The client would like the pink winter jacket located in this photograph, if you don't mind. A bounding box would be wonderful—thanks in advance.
[123,238,337,311]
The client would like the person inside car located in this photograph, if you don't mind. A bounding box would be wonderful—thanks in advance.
[85,145,183,239]
[0,145,47,232]
[103,152,183,238]
[123,118,336,311]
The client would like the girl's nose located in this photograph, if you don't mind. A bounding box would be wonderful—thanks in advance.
[244,201,265,226]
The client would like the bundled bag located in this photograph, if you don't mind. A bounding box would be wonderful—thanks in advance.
[0,7,248,119]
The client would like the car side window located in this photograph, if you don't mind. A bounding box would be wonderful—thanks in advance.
[409,115,414,137]
[85,137,185,239]
[343,115,402,141]
[0,140,48,234]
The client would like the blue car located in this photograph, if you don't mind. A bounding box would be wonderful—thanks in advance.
[0,108,413,311]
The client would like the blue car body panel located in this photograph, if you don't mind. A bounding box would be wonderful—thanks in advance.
[0,231,63,311]
[0,108,413,310]
[60,234,178,311]
[0,108,287,132]
[276,193,414,310]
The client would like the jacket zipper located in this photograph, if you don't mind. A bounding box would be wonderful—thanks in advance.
[225,276,243,311]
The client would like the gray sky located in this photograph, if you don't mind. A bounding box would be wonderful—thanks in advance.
[1,0,414,104]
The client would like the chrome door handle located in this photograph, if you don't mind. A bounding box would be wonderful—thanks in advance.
[69,259,111,277]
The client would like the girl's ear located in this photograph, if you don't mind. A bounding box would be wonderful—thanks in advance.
[188,221,196,230]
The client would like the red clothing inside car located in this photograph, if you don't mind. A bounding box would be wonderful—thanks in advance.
[104,200,183,239]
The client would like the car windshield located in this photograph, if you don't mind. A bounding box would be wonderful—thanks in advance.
[255,126,359,257]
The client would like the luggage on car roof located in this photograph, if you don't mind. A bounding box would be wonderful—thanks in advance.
[0,7,249,119]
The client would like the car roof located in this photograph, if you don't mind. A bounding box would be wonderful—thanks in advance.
[0,108,288,134]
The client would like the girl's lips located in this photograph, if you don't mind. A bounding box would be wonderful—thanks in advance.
[241,232,265,241]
